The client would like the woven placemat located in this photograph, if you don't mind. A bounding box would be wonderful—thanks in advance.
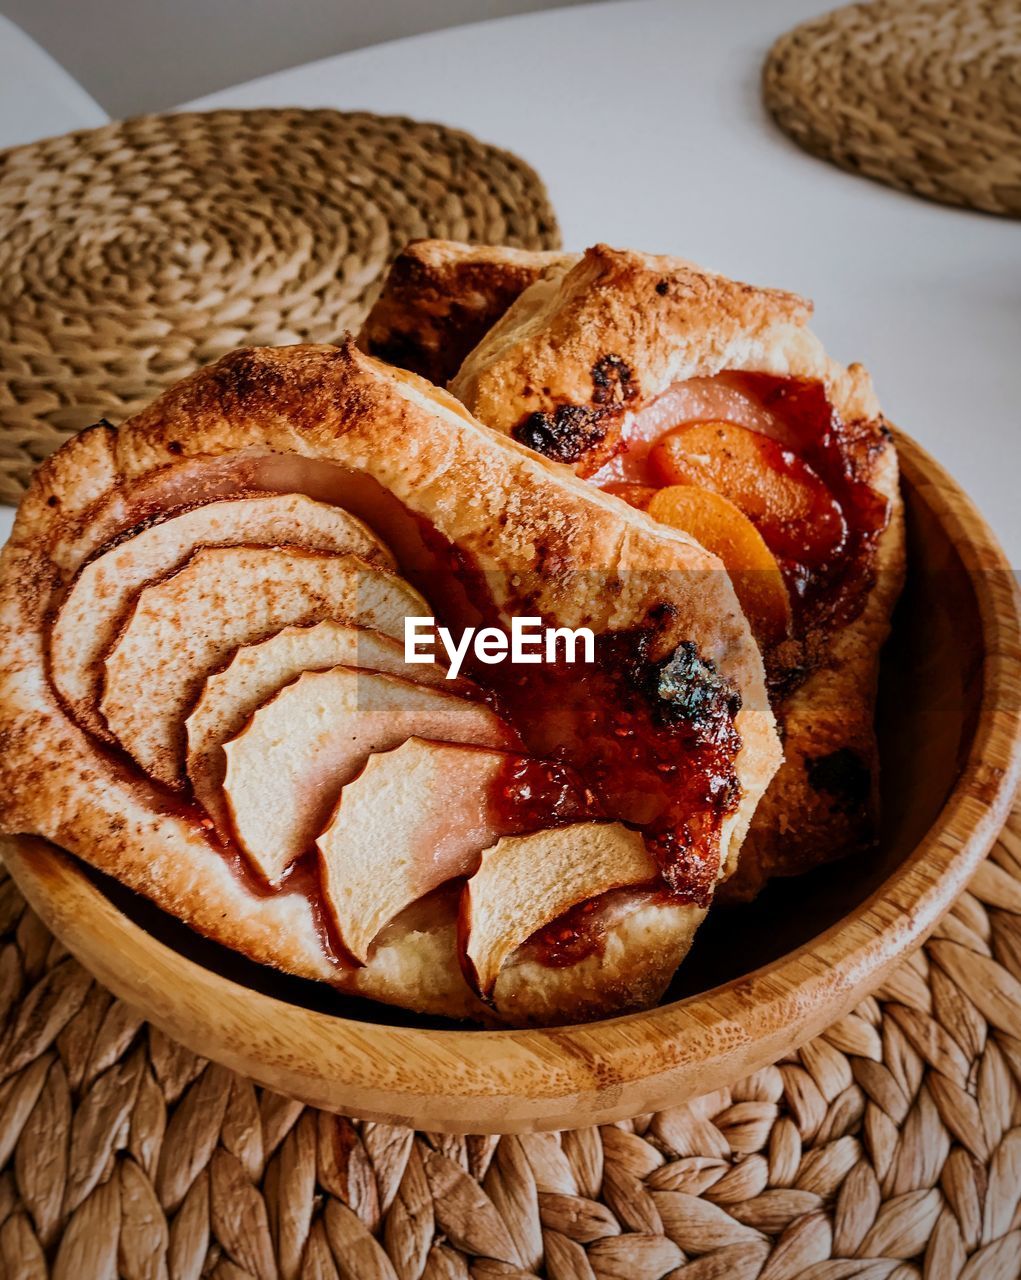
[0,107,560,505]
[763,0,1021,217]
[0,807,1018,1278]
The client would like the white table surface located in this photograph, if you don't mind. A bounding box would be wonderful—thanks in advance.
[4,0,1018,561]
[0,15,107,151]
[0,19,107,544]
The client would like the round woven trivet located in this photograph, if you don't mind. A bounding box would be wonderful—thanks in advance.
[0,108,560,506]
[763,0,1021,217]
[1,809,1019,1277]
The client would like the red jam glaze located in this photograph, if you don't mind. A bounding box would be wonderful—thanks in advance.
[737,374,890,633]
[453,598,743,910]
[595,373,890,697]
[81,459,745,977]
[478,757,691,973]
[529,894,610,968]
[527,887,674,968]
[488,755,602,831]
[402,514,743,909]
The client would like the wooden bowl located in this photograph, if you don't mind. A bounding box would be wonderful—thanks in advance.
[4,432,1020,1134]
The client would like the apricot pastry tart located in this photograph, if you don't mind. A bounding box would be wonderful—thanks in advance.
[0,342,780,1024]
[362,243,906,898]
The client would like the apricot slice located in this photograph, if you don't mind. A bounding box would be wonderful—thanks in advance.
[317,738,513,963]
[647,486,791,644]
[648,421,846,564]
[223,668,516,885]
[601,482,658,511]
[461,822,657,998]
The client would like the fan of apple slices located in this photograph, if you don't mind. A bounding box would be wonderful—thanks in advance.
[53,490,658,1000]
[0,342,787,1026]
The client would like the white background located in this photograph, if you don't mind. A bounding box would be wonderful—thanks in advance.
[0,0,595,117]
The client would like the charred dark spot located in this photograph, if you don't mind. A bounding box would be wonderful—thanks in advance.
[765,628,829,704]
[166,440,183,456]
[807,748,871,811]
[591,355,635,407]
[649,641,742,743]
[513,356,636,464]
[79,418,116,436]
[513,404,610,463]
[46,495,58,508]
[655,279,670,296]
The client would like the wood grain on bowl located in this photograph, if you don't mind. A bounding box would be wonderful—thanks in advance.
[3,431,1020,1133]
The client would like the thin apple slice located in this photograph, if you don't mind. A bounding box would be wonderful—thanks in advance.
[102,546,428,787]
[52,493,394,734]
[224,669,517,885]
[648,420,846,564]
[186,621,455,832]
[462,822,657,998]
[317,738,514,963]
[646,486,791,644]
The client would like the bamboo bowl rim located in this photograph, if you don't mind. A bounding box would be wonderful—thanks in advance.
[5,430,1021,1132]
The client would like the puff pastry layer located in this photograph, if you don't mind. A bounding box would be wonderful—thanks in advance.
[0,341,781,1023]
[362,243,906,897]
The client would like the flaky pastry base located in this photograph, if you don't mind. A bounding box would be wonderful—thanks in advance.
[365,243,907,896]
[0,341,780,1024]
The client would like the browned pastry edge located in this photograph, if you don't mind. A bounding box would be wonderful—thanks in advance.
[724,440,904,899]
[0,341,780,1024]
[450,243,878,437]
[359,240,576,387]
[371,242,907,895]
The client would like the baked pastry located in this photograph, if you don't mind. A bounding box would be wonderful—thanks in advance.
[361,240,575,386]
[0,341,780,1025]
[362,243,906,898]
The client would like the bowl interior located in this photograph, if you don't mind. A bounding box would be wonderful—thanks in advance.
[76,470,983,1028]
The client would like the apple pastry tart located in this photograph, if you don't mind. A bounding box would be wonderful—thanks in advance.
[363,243,906,898]
[0,342,781,1024]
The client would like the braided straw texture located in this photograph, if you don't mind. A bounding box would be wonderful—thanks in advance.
[0,108,560,505]
[0,808,1018,1278]
[763,0,1021,217]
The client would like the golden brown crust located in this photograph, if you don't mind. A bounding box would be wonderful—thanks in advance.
[377,242,905,893]
[494,897,705,1025]
[0,341,780,1024]
[450,244,855,463]
[359,240,575,387]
